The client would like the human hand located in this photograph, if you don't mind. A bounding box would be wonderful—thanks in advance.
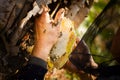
[32,6,65,61]
[64,40,98,74]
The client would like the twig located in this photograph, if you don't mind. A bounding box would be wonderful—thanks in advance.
[50,0,61,18]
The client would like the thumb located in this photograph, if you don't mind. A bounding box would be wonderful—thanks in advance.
[51,8,65,37]
[54,8,65,24]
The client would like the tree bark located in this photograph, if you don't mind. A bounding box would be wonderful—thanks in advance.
[0,0,93,79]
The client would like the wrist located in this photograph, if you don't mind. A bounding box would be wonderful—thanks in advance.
[32,41,52,61]
[35,37,54,49]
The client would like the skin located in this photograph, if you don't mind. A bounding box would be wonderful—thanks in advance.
[32,6,98,76]
[32,6,65,61]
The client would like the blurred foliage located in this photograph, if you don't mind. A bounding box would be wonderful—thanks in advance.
[28,0,118,80]
[91,28,114,65]
[81,0,109,28]
[77,0,119,66]
[47,0,120,80]
[76,0,109,39]
[47,0,119,80]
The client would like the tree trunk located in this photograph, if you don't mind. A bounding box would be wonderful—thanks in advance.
[0,0,93,79]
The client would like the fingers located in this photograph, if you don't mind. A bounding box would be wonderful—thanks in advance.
[36,7,65,29]
[35,7,65,41]
[54,8,65,24]
[35,5,51,25]
[52,8,65,37]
